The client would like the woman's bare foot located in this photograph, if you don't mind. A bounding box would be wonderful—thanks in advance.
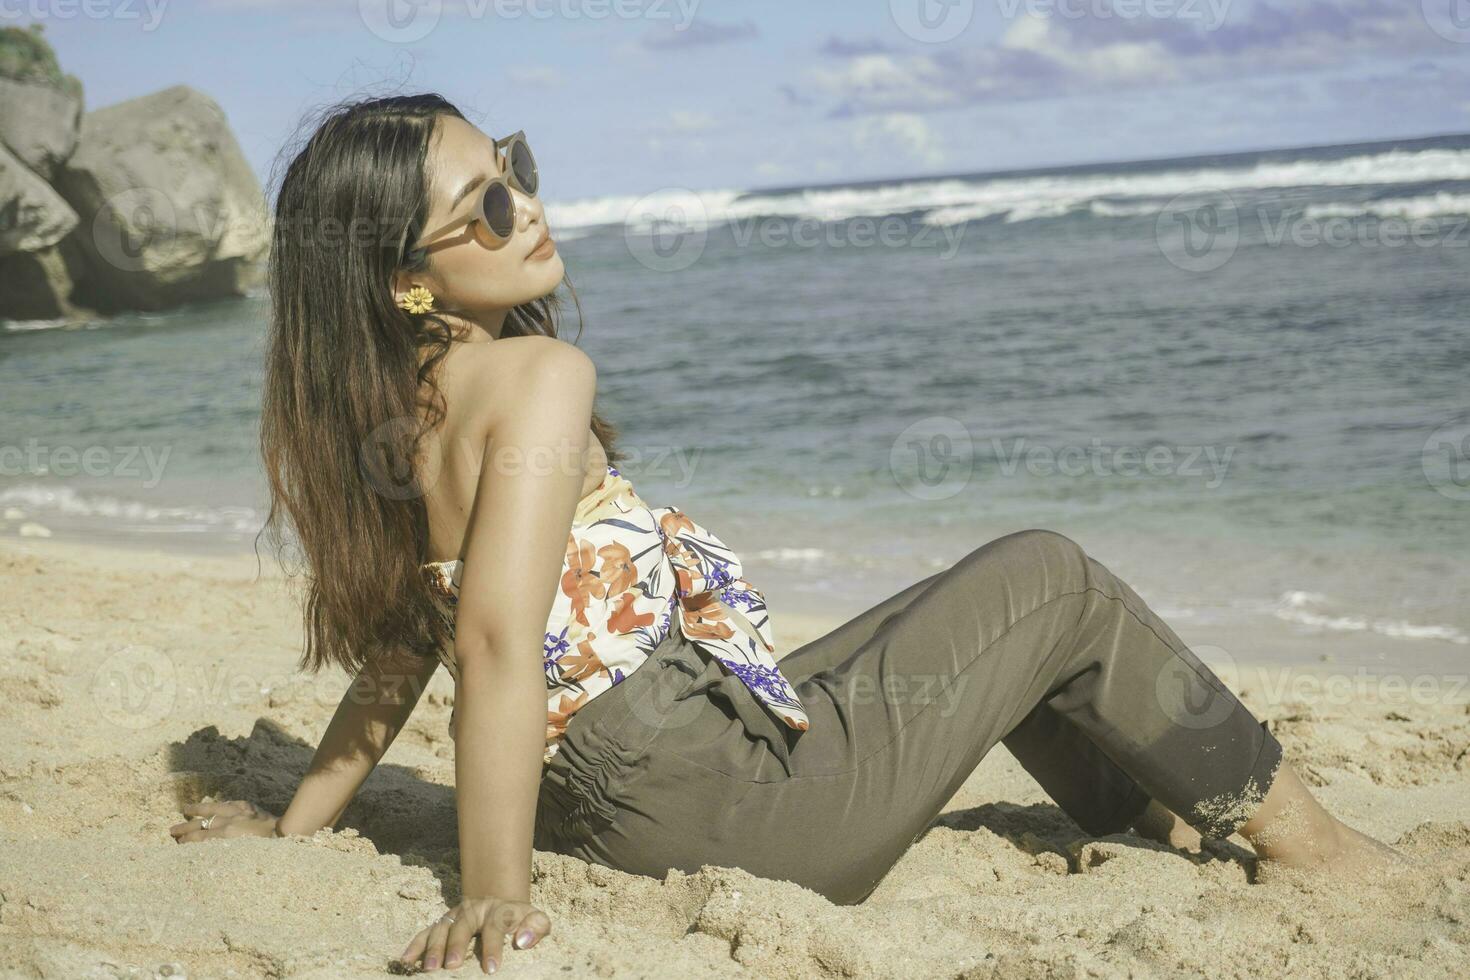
[1131,799,1204,853]
[1238,763,1408,875]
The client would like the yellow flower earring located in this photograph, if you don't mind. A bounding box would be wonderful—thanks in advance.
[398,285,436,314]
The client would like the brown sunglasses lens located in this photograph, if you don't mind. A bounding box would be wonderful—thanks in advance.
[482,182,514,237]
[509,139,538,195]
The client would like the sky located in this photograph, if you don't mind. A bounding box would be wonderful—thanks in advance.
[11,0,1470,204]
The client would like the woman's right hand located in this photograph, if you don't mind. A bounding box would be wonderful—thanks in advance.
[398,895,552,974]
[170,799,282,843]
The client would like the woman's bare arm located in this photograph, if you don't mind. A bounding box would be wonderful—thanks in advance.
[450,336,598,902]
[276,644,442,836]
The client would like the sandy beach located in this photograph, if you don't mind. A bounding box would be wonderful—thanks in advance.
[1,533,1466,979]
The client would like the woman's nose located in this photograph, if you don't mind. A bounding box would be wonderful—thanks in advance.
[515,187,545,229]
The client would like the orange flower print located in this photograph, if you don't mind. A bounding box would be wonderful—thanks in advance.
[671,563,699,597]
[547,689,590,743]
[559,635,607,682]
[596,540,638,595]
[678,592,737,643]
[658,509,696,540]
[562,534,607,627]
[425,572,457,609]
[607,590,656,634]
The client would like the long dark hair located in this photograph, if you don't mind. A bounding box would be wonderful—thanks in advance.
[257,92,623,675]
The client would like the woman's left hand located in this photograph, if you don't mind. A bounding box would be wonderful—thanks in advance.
[399,895,551,974]
[170,799,281,843]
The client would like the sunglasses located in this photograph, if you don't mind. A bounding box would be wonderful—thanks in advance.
[412,130,539,254]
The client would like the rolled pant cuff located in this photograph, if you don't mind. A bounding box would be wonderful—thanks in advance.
[1185,719,1285,840]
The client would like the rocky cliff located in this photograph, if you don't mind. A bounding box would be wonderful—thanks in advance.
[0,24,268,324]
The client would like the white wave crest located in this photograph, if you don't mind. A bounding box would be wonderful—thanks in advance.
[0,484,261,535]
[1273,590,1469,645]
[542,147,1470,233]
[1303,192,1470,220]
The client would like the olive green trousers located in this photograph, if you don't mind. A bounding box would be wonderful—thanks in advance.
[534,528,1283,905]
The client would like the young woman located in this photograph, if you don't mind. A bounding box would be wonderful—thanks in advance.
[170,94,1402,975]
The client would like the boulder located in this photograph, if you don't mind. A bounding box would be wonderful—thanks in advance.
[0,236,93,321]
[0,24,84,181]
[0,137,77,254]
[52,84,268,313]
[0,77,83,183]
[0,139,87,319]
[0,27,268,322]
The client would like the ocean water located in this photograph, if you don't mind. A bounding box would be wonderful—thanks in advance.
[4,133,1467,659]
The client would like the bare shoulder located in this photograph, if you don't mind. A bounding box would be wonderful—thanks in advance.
[437,335,597,436]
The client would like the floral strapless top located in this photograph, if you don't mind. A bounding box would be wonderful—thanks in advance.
[421,463,810,765]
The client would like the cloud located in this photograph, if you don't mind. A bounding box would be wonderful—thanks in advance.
[807,0,1455,117]
[819,35,900,58]
[506,65,564,87]
[778,84,815,107]
[1028,0,1430,64]
[812,48,1070,118]
[643,108,717,157]
[666,110,716,133]
[1328,60,1470,112]
[853,113,948,169]
[642,17,759,50]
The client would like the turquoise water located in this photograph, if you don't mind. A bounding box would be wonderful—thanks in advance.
[3,133,1467,648]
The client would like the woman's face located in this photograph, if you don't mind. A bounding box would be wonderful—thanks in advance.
[394,115,563,334]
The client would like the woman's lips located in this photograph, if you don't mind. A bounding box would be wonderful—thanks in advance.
[526,234,556,260]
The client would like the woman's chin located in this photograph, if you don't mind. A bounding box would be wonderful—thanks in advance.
[522,258,566,299]
[536,252,566,282]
